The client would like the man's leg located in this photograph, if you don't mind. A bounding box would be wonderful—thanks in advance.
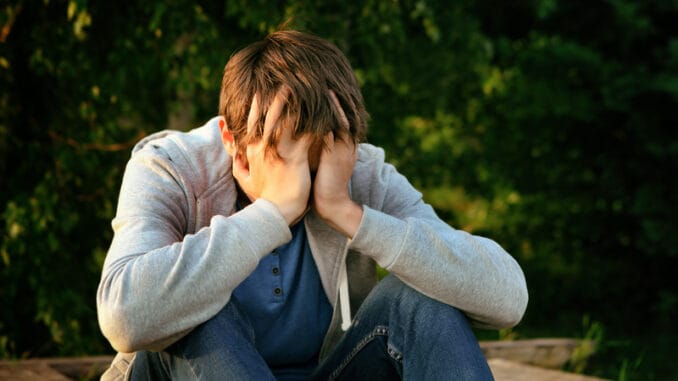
[309,275,494,381]
[129,298,275,380]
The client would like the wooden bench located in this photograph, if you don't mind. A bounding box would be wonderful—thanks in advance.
[0,339,608,380]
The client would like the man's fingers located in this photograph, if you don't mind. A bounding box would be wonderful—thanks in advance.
[246,93,260,135]
[329,90,349,132]
[321,131,335,155]
[289,133,313,159]
[246,86,291,142]
[264,86,291,143]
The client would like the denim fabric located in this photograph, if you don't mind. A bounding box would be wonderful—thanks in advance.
[130,298,275,380]
[129,275,494,380]
[308,275,494,380]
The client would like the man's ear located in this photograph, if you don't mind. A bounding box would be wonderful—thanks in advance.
[218,116,237,156]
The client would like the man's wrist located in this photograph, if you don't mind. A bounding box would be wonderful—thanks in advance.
[316,199,363,238]
[266,199,306,226]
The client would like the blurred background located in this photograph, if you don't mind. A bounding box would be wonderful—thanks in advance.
[1,0,676,379]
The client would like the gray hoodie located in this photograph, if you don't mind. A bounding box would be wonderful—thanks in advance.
[97,117,528,379]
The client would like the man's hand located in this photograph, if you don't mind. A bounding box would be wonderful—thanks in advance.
[232,88,312,225]
[312,91,364,238]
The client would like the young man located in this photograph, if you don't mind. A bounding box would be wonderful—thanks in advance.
[97,30,528,380]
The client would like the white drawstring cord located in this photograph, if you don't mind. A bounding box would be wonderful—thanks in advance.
[339,263,352,331]
[340,183,355,331]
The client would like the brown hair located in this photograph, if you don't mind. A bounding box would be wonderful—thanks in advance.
[218,30,368,156]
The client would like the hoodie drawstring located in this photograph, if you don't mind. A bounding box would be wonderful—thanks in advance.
[339,262,351,331]
[340,183,354,331]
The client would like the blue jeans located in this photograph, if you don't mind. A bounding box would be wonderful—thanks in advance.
[130,275,494,380]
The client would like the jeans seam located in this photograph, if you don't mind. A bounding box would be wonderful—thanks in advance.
[328,325,389,381]
[184,357,201,381]
[387,344,403,363]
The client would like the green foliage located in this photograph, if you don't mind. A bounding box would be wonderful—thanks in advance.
[1,0,676,379]
[568,316,604,374]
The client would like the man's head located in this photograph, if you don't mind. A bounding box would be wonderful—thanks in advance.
[218,30,368,166]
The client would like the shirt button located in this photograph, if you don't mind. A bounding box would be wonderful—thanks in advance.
[272,267,280,275]
[274,287,282,296]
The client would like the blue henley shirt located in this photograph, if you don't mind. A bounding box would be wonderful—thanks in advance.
[232,220,333,380]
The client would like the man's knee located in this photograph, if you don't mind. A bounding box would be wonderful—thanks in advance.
[167,299,256,359]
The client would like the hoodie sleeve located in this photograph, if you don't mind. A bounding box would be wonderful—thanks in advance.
[96,144,291,353]
[347,145,528,329]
